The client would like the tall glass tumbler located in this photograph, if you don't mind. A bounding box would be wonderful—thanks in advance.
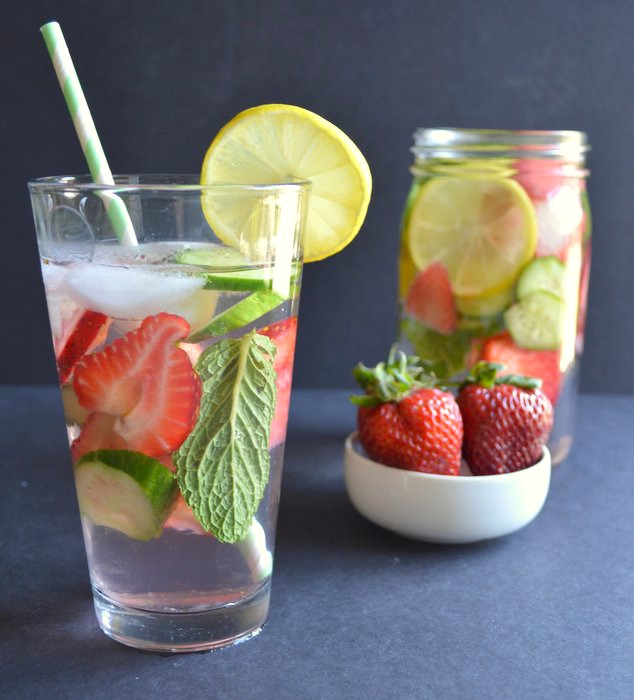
[28,175,310,652]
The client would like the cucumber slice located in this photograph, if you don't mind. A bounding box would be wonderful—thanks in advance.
[203,268,274,291]
[517,256,565,300]
[455,285,514,318]
[177,246,299,293]
[75,450,178,541]
[175,246,250,268]
[505,290,563,350]
[187,291,284,342]
[203,263,300,292]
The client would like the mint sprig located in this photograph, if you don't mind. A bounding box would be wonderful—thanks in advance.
[174,331,277,543]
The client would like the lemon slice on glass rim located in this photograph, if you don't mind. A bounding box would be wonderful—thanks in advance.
[406,177,537,298]
[201,104,372,263]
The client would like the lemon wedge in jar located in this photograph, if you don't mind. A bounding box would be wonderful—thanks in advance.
[406,177,537,298]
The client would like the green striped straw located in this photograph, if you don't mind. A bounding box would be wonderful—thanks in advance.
[40,22,138,246]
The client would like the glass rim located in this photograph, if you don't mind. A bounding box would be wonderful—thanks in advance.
[27,174,313,194]
[412,128,589,160]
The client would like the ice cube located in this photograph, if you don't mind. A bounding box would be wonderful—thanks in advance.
[535,186,584,257]
[40,263,85,355]
[65,264,207,321]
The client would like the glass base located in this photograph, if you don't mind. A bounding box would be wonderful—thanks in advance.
[92,583,270,653]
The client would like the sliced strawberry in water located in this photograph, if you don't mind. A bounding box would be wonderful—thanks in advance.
[259,316,298,448]
[480,332,562,405]
[70,412,128,462]
[514,159,567,201]
[404,262,457,335]
[164,494,207,534]
[57,311,110,384]
[73,313,201,456]
[576,246,592,353]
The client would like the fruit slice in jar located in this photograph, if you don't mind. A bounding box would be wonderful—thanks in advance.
[259,316,298,448]
[406,177,537,298]
[56,310,110,384]
[505,290,563,350]
[74,449,178,541]
[516,256,565,300]
[455,285,514,318]
[176,244,301,292]
[187,291,284,342]
[73,313,201,457]
[404,262,457,335]
[200,104,371,263]
[480,332,561,405]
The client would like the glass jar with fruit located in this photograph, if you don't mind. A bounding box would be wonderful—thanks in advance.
[398,129,590,465]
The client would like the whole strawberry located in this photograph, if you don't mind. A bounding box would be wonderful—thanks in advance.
[351,348,463,475]
[457,361,553,475]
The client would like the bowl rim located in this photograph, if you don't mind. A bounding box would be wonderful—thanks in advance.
[345,432,551,484]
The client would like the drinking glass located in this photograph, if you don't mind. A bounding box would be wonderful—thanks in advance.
[28,174,310,652]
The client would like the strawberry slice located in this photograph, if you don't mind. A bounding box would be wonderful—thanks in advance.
[480,332,562,405]
[73,313,201,456]
[164,494,207,534]
[70,412,128,462]
[576,246,591,353]
[404,262,457,335]
[514,159,567,201]
[259,317,298,448]
[57,311,110,384]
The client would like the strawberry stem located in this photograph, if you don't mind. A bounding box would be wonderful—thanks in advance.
[350,345,438,406]
[461,361,542,390]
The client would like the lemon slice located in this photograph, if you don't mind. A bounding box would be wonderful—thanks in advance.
[407,177,537,297]
[201,104,372,262]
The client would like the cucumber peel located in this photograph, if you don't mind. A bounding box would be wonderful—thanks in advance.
[517,256,565,300]
[175,246,250,268]
[505,290,563,350]
[455,285,514,318]
[187,291,284,342]
[203,263,300,292]
[74,450,178,541]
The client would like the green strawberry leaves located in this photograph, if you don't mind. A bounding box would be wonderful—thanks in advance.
[350,345,438,406]
[462,361,542,390]
[174,331,277,543]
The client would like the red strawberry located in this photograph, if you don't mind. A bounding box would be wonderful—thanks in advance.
[73,313,201,457]
[457,362,553,475]
[70,412,128,462]
[351,349,463,475]
[164,494,207,534]
[259,316,298,448]
[480,332,561,405]
[576,246,591,353]
[404,262,457,335]
[57,311,110,384]
[514,159,567,201]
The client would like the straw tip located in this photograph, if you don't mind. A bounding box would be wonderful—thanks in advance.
[40,20,60,34]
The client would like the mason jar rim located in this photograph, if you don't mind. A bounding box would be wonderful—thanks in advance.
[412,128,589,160]
[27,174,313,194]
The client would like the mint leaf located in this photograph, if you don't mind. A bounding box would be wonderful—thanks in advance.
[401,317,471,379]
[174,331,277,543]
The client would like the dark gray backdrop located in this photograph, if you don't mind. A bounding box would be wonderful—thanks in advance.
[4,0,633,391]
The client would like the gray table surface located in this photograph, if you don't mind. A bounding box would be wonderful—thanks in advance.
[1,386,633,699]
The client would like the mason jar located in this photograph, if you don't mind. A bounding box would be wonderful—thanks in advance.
[398,129,590,465]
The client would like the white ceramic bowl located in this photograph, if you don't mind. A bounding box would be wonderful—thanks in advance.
[344,433,551,544]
